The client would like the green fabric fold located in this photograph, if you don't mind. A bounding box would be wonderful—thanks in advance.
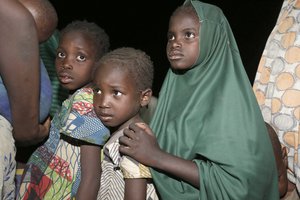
[150,1,279,199]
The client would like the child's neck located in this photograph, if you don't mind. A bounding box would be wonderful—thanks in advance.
[68,82,93,96]
[110,115,143,134]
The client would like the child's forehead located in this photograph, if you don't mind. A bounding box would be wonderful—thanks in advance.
[96,62,130,80]
[101,61,131,73]
[95,63,135,87]
[60,31,95,47]
[62,30,90,40]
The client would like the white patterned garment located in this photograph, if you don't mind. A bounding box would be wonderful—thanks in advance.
[97,129,159,200]
[0,115,16,200]
[253,0,300,193]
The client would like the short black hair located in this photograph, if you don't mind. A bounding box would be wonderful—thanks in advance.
[60,20,110,60]
[98,47,154,91]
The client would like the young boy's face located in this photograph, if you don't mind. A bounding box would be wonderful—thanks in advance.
[93,62,142,130]
[55,31,97,91]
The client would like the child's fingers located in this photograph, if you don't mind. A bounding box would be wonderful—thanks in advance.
[119,133,135,155]
[135,122,147,130]
[119,144,134,157]
[123,127,136,140]
[129,122,154,136]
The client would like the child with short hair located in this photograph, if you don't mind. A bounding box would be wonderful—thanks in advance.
[93,47,158,200]
[17,20,110,200]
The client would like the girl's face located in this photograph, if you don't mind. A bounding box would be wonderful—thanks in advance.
[93,62,142,131]
[166,11,200,70]
[55,31,97,91]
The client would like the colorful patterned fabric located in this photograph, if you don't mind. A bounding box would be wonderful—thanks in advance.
[97,129,158,200]
[17,88,110,200]
[253,0,300,193]
[0,115,16,200]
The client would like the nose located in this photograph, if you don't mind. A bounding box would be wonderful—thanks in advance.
[58,56,72,70]
[61,61,72,69]
[94,93,110,109]
[171,38,181,48]
[168,38,181,50]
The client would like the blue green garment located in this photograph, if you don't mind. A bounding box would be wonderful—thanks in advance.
[17,88,110,199]
[0,58,52,123]
[149,1,279,200]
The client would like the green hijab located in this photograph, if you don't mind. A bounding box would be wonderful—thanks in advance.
[150,1,279,199]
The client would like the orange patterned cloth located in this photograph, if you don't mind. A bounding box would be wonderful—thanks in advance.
[253,0,300,193]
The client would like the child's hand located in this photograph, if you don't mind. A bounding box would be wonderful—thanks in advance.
[134,122,147,131]
[119,122,161,167]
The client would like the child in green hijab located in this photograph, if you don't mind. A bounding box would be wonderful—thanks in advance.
[119,0,279,199]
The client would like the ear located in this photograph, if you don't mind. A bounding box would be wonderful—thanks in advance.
[140,88,152,107]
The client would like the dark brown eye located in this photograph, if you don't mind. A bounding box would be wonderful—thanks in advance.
[76,55,86,62]
[185,32,196,39]
[57,52,65,58]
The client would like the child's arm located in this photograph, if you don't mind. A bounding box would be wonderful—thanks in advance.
[124,178,147,200]
[120,123,200,188]
[75,144,101,200]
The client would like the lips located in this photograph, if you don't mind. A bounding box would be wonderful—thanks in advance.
[96,111,113,122]
[168,51,183,60]
[58,72,73,84]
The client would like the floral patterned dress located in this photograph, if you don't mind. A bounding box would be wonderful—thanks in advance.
[17,88,110,200]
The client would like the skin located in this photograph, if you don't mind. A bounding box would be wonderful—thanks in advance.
[265,122,288,197]
[278,148,288,197]
[166,10,199,70]
[19,0,58,43]
[93,62,152,200]
[0,0,50,145]
[119,10,202,188]
[55,31,97,91]
[55,30,100,199]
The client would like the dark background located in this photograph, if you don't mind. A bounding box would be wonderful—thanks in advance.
[49,0,283,96]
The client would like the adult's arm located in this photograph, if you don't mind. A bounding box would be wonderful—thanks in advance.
[0,0,48,145]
